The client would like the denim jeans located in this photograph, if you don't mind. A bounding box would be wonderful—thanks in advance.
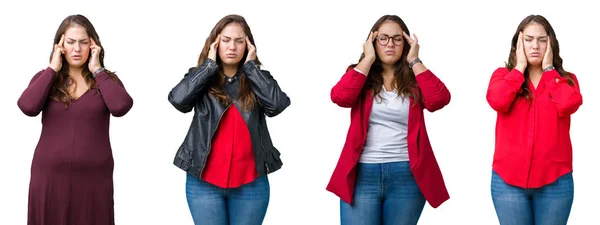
[185,173,270,225]
[491,170,574,225]
[340,161,426,225]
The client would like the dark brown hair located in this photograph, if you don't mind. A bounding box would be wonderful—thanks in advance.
[49,14,119,107]
[354,15,421,104]
[506,14,574,99]
[197,14,258,112]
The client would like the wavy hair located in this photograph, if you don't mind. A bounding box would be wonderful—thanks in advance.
[353,15,421,104]
[196,14,258,112]
[505,14,574,99]
[49,14,119,107]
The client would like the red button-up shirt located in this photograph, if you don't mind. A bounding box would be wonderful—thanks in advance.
[201,105,258,188]
[486,67,582,188]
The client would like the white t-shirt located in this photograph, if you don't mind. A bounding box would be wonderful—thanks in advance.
[359,86,410,163]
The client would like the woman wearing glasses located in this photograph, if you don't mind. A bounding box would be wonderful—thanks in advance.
[326,15,451,225]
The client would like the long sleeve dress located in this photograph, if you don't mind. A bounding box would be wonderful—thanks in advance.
[17,67,133,225]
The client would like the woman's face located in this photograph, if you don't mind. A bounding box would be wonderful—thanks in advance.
[218,23,247,67]
[522,22,548,67]
[63,25,91,68]
[375,20,405,66]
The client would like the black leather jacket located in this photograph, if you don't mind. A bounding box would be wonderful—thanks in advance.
[168,59,290,178]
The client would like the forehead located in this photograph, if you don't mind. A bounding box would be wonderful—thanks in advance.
[377,20,403,34]
[220,23,245,37]
[64,25,89,39]
[523,22,547,36]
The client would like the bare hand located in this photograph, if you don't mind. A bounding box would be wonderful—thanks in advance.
[363,31,377,62]
[245,36,256,63]
[208,34,220,61]
[49,34,65,72]
[542,35,553,70]
[515,32,527,71]
[403,31,419,63]
[88,38,102,73]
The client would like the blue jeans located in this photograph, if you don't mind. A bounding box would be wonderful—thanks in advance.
[185,173,270,225]
[340,161,426,225]
[491,170,574,225]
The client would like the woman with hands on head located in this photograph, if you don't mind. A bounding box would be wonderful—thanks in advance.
[17,14,133,225]
[487,14,582,225]
[326,15,451,225]
[168,14,290,225]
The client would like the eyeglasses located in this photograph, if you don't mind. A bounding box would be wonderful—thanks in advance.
[375,34,404,46]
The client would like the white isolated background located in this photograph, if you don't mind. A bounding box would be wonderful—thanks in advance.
[0,0,597,224]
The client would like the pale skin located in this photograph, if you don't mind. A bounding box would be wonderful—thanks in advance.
[207,23,257,77]
[514,22,555,89]
[49,25,103,99]
[356,20,427,92]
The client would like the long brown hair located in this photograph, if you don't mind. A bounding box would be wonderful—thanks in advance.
[197,14,258,112]
[506,14,574,99]
[354,15,421,104]
[49,14,119,107]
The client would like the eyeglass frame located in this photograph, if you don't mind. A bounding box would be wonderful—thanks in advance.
[374,34,404,46]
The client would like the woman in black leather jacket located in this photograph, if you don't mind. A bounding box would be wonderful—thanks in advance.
[167,14,290,225]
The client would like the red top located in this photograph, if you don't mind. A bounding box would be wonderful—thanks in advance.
[486,67,582,188]
[201,105,258,188]
[326,67,451,208]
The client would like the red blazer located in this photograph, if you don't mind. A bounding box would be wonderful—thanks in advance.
[326,67,451,208]
[486,67,582,188]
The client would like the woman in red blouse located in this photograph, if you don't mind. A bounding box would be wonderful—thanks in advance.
[168,14,290,225]
[487,15,582,225]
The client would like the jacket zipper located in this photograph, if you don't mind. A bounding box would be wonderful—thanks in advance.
[250,63,273,174]
[199,105,230,175]
[191,62,212,82]
[257,121,270,174]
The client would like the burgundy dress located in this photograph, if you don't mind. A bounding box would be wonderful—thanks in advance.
[17,67,133,225]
